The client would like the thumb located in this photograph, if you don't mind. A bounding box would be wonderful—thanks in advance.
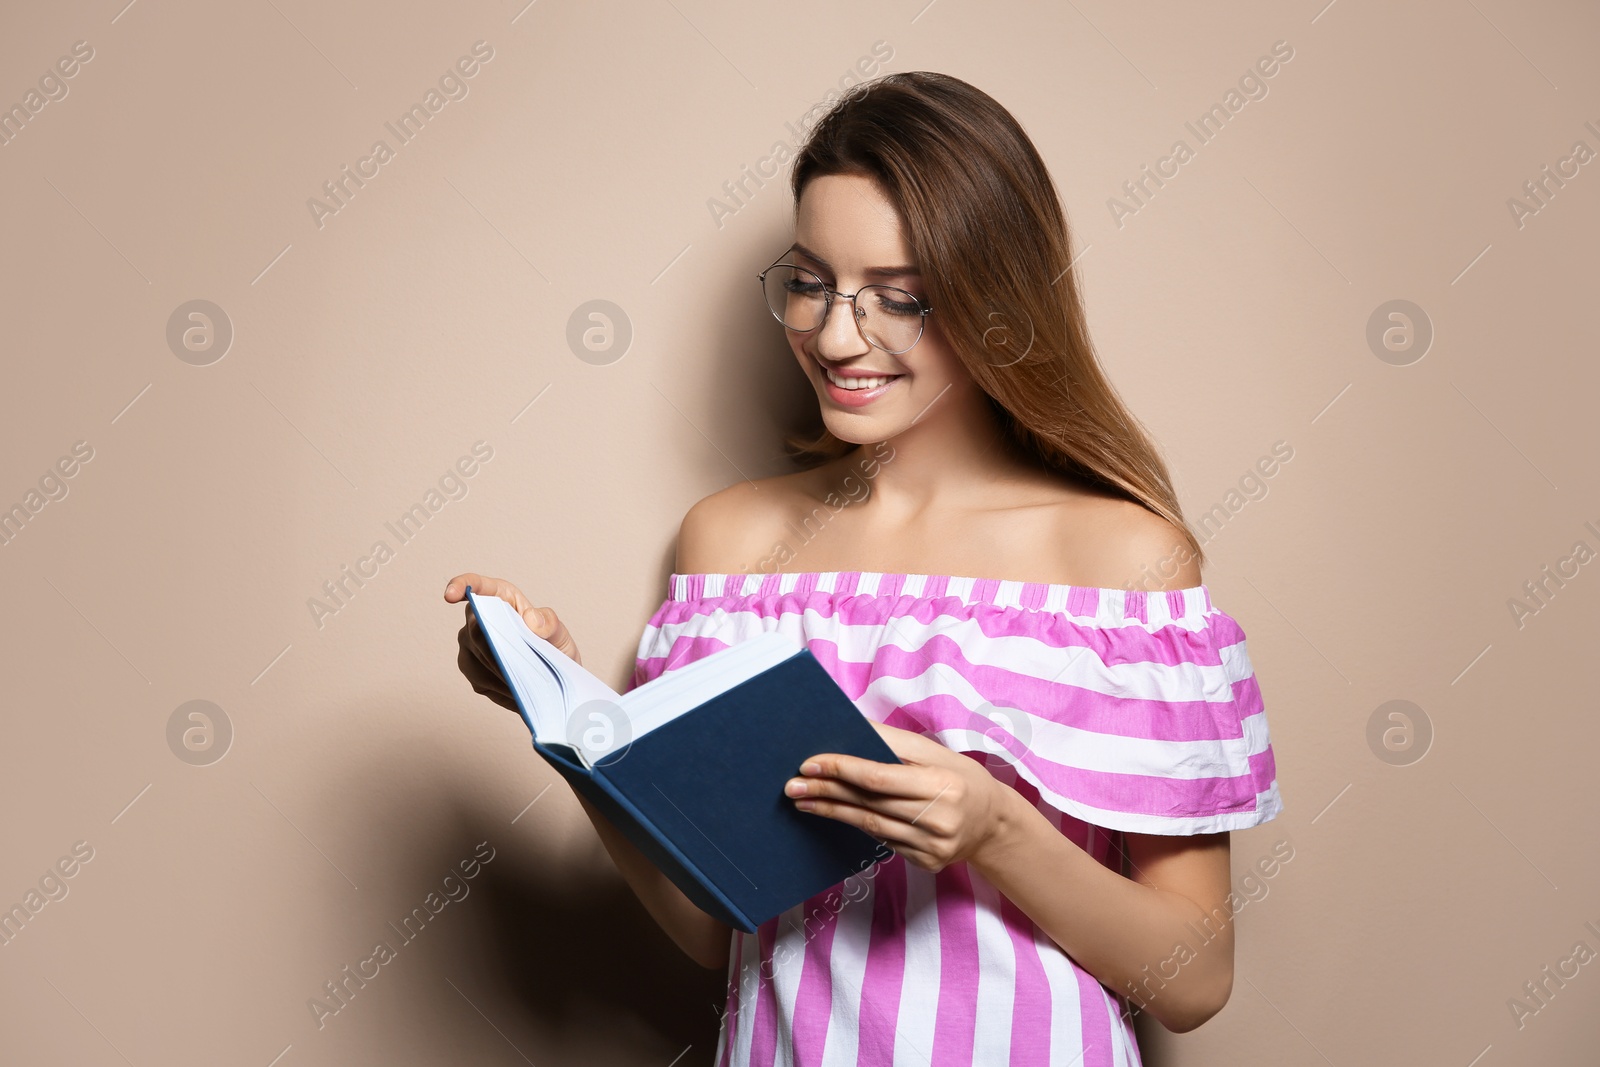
[526,606,580,664]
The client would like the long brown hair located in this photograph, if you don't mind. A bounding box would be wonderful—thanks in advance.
[782,70,1205,569]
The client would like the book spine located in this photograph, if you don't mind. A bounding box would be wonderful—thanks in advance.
[589,767,756,934]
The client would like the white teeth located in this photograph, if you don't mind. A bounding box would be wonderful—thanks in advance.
[823,367,898,391]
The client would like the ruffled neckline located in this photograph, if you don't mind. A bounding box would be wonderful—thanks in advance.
[667,570,1216,627]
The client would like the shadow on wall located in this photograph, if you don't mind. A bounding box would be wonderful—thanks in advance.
[402,793,730,1065]
[304,703,728,1064]
[465,819,729,1061]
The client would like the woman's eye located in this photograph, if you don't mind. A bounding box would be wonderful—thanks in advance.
[784,279,824,294]
[876,295,921,315]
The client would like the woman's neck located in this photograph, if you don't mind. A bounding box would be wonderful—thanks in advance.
[849,385,1042,514]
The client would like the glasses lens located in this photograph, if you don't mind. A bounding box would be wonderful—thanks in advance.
[856,284,925,355]
[762,265,827,331]
[760,265,927,354]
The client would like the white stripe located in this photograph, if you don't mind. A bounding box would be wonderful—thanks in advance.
[641,606,1245,704]
[1036,933,1086,1065]
[892,866,940,1066]
[818,872,876,1067]
[1097,587,1124,626]
[769,908,809,1066]
[1103,985,1137,1067]
[639,611,1264,759]
[1219,637,1256,688]
[936,725,1277,833]
[864,671,1263,778]
[969,870,1015,1063]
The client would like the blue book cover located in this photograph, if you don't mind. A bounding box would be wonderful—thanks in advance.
[464,586,901,934]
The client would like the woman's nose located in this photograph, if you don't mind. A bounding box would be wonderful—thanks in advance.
[815,294,872,357]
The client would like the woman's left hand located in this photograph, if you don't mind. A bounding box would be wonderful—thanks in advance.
[785,721,1015,874]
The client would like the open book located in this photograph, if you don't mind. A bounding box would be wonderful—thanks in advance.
[465,586,901,934]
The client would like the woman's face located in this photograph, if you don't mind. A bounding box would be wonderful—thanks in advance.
[780,173,976,445]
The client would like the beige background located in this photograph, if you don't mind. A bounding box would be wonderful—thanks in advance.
[2,0,1596,1064]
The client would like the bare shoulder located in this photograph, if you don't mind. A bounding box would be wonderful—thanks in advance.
[1049,491,1202,591]
[675,468,823,574]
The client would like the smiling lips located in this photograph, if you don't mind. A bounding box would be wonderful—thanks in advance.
[822,365,901,391]
[815,359,904,408]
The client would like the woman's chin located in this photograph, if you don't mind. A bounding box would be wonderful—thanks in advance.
[819,408,896,444]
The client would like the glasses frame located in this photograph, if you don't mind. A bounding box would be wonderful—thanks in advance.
[757,261,934,356]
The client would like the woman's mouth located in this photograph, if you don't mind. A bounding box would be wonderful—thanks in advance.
[819,363,904,408]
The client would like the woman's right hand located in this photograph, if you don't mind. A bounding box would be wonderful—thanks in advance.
[444,572,582,713]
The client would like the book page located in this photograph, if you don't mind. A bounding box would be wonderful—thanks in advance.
[465,590,620,746]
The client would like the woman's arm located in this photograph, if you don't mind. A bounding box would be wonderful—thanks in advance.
[789,737,1235,1032]
[566,488,769,969]
[444,570,733,969]
[573,792,734,969]
[786,513,1244,1031]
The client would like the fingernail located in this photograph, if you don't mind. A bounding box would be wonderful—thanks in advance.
[801,761,821,775]
[785,779,806,796]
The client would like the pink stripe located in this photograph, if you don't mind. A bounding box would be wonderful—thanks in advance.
[758,571,782,599]
[799,635,1252,742]
[883,696,1268,820]
[855,855,907,1059]
[1124,589,1147,624]
[924,574,950,598]
[878,572,906,599]
[971,576,1000,604]
[791,897,842,1060]
[930,863,979,1066]
[999,892,1053,1066]
[1252,743,1277,786]
[1074,965,1115,1067]
[640,631,1253,744]
[634,635,733,685]
[749,920,779,1067]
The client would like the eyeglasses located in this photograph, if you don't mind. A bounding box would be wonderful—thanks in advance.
[757,261,933,356]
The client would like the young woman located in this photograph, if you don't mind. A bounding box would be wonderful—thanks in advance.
[447,71,1281,1066]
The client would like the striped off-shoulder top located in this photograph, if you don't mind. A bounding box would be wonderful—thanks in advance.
[628,570,1282,1067]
